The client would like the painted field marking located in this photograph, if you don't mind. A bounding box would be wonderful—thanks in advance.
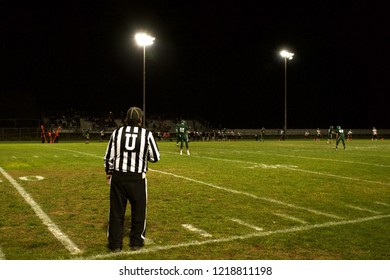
[162,150,390,186]
[271,153,390,168]
[212,147,390,168]
[182,224,212,237]
[19,176,45,181]
[49,147,103,158]
[244,163,298,169]
[0,167,81,255]
[188,154,292,169]
[173,151,390,187]
[46,147,344,220]
[86,213,390,259]
[48,147,390,186]
[345,204,382,215]
[283,166,390,186]
[151,169,343,220]
[273,213,307,224]
[44,147,389,259]
[375,201,390,207]
[230,218,263,231]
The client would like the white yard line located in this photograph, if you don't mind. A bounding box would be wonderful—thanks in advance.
[0,167,81,255]
[86,213,390,260]
[282,166,390,186]
[175,152,390,186]
[47,147,344,220]
[49,147,103,158]
[182,224,212,237]
[268,152,390,168]
[345,204,382,215]
[49,147,389,218]
[375,201,390,207]
[51,147,390,186]
[45,146,390,260]
[211,148,390,168]
[151,169,343,220]
[230,218,263,231]
[273,213,307,224]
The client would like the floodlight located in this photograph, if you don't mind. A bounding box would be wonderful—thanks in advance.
[135,33,155,47]
[134,32,155,128]
[280,49,295,136]
[280,50,294,60]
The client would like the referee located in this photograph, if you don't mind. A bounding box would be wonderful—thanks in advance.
[104,106,160,252]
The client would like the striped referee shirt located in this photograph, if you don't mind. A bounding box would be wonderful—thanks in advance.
[104,125,160,174]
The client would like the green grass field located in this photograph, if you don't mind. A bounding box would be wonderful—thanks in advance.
[0,139,389,260]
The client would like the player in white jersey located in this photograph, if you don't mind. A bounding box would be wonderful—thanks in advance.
[372,127,378,141]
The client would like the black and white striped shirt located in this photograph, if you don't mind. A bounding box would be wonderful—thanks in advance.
[104,125,160,174]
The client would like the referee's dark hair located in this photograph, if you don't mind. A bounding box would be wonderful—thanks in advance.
[125,107,143,126]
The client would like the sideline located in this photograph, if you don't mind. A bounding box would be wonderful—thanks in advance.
[0,167,81,255]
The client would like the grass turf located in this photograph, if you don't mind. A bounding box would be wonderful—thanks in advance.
[0,139,389,260]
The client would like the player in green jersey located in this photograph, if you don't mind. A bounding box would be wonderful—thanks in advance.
[335,125,345,150]
[175,121,181,146]
[178,120,190,155]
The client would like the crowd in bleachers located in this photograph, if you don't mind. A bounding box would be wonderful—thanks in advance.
[44,109,81,130]
[41,110,256,143]
[43,110,124,131]
[42,110,213,132]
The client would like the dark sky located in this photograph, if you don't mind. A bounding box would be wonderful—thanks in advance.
[1,1,389,129]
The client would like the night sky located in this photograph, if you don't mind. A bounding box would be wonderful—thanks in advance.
[1,1,389,129]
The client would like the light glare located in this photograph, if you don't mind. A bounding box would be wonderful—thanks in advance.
[135,33,155,46]
[280,50,294,60]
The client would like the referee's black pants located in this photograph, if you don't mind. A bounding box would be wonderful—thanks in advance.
[108,171,147,250]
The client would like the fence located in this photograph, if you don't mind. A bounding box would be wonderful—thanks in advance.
[1,127,388,141]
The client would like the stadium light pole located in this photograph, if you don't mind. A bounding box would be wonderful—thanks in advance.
[135,32,155,127]
[280,50,294,137]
